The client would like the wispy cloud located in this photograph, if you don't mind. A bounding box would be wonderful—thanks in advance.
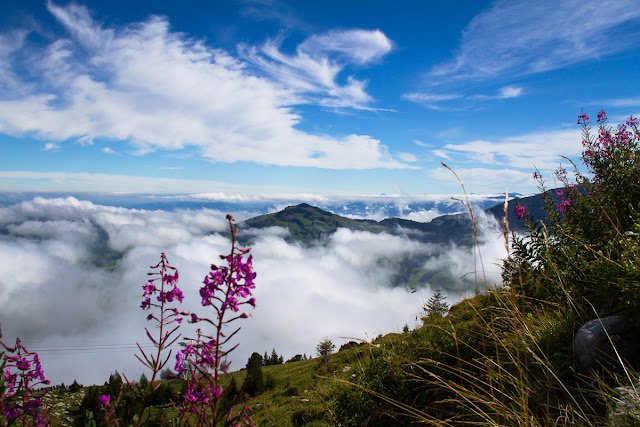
[429,0,640,83]
[405,85,525,110]
[0,4,409,170]
[597,97,640,108]
[43,142,60,151]
[396,152,418,163]
[240,29,393,110]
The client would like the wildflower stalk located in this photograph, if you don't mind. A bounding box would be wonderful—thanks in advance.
[175,214,256,425]
[134,252,183,427]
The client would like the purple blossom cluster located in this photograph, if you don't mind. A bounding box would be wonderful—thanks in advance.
[514,204,529,220]
[582,109,640,168]
[556,199,571,214]
[1,328,51,426]
[200,252,256,312]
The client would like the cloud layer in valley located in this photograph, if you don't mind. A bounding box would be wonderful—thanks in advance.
[0,196,507,385]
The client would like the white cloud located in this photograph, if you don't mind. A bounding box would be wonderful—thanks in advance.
[396,152,418,162]
[404,209,443,223]
[102,147,117,154]
[0,171,285,194]
[0,4,408,170]
[406,85,524,109]
[0,195,508,386]
[437,127,583,170]
[0,30,28,90]
[497,85,523,99]
[430,167,534,192]
[403,93,462,103]
[241,29,392,110]
[598,97,640,108]
[422,209,507,289]
[429,0,640,83]
[468,85,525,100]
[43,142,60,151]
[432,149,452,160]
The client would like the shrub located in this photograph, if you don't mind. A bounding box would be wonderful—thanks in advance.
[505,110,640,316]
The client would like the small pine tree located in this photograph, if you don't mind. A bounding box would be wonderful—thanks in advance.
[106,371,123,398]
[139,373,149,386]
[159,368,174,380]
[263,351,269,366]
[245,352,265,397]
[425,289,449,318]
[402,324,410,333]
[270,348,279,365]
[316,337,335,366]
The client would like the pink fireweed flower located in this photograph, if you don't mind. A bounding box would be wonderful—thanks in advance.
[1,331,51,424]
[16,359,31,371]
[98,395,110,408]
[577,113,591,125]
[556,189,564,197]
[597,109,607,123]
[515,204,528,220]
[142,282,156,296]
[557,199,571,214]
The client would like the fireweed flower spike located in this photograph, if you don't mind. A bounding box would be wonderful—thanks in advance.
[515,204,529,220]
[133,252,184,426]
[0,323,52,426]
[174,214,256,426]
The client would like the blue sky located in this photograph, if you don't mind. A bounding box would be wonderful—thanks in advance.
[1,0,639,197]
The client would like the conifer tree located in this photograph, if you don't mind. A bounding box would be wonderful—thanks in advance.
[245,352,265,396]
[425,289,449,318]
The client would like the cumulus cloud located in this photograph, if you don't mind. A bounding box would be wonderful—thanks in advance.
[0,3,409,170]
[0,196,507,386]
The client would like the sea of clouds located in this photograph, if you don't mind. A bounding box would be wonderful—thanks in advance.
[0,196,508,386]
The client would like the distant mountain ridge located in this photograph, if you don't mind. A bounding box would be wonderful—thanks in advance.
[239,190,552,246]
[239,203,476,246]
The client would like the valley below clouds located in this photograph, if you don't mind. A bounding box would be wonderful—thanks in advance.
[0,196,508,385]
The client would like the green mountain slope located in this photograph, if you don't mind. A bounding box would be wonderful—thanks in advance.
[239,203,475,246]
[240,203,385,243]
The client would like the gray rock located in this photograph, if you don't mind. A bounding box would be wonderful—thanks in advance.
[574,316,627,370]
[608,382,640,426]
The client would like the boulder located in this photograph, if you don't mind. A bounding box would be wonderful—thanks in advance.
[574,316,628,370]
